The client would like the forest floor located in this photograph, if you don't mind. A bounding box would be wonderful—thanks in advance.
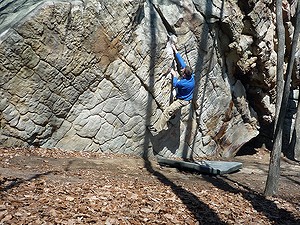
[0,146,299,224]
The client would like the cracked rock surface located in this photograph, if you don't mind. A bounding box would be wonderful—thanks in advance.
[0,0,299,157]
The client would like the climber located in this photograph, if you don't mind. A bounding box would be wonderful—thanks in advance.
[147,44,195,135]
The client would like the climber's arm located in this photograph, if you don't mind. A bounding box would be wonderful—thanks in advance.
[171,44,186,69]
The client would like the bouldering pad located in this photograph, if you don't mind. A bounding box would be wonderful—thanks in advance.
[157,157,242,175]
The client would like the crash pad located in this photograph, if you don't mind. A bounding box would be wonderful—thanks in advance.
[157,157,243,175]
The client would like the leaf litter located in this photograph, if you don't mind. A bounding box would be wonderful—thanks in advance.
[0,147,299,224]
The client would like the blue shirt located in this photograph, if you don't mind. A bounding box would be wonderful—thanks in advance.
[173,53,195,101]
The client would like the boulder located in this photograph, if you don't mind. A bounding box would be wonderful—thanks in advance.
[1,0,297,158]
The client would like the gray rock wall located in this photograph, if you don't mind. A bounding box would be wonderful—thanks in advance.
[0,0,298,158]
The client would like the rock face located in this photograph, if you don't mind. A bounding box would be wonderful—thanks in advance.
[0,0,298,158]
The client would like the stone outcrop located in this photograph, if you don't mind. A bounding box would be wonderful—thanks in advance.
[0,0,299,158]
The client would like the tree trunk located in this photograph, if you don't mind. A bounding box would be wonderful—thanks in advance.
[265,0,300,196]
[264,0,285,197]
[289,0,300,160]
[292,92,300,160]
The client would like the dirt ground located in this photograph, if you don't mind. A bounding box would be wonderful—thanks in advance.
[0,147,299,224]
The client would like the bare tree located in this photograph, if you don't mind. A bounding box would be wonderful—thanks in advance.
[264,0,300,196]
[264,0,285,197]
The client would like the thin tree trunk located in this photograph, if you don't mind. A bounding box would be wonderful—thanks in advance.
[289,0,300,160]
[293,92,300,160]
[264,0,285,197]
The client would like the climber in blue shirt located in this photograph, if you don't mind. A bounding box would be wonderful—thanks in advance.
[172,49,195,101]
[148,44,195,134]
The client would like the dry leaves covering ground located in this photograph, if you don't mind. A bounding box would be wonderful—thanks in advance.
[0,147,299,224]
